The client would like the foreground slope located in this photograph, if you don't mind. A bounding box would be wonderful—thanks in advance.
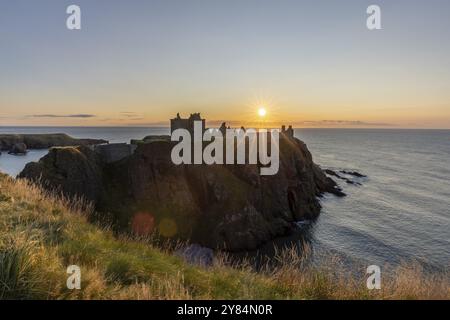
[0,173,448,299]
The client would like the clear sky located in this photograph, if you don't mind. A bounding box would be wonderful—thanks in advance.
[1,0,450,128]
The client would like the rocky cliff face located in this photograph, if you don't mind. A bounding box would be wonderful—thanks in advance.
[19,134,343,251]
[19,146,105,203]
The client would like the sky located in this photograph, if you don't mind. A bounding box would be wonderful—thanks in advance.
[1,0,450,128]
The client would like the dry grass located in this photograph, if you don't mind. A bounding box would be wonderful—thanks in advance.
[0,173,448,300]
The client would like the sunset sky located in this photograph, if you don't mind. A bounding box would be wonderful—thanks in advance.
[1,0,450,128]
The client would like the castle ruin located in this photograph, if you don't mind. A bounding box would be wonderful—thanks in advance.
[93,113,295,165]
[281,125,294,138]
[171,113,294,139]
[170,112,206,134]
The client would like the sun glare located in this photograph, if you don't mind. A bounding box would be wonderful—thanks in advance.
[258,107,267,117]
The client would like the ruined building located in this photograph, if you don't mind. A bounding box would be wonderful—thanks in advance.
[170,113,206,134]
[170,113,294,141]
[281,125,294,138]
[94,143,137,163]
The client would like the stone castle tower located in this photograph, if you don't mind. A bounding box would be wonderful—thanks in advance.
[170,113,206,134]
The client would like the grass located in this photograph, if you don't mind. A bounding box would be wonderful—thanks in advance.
[0,172,448,300]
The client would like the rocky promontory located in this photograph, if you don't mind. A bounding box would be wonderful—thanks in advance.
[19,133,344,251]
[0,133,108,152]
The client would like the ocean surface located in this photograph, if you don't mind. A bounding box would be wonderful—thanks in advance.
[1,127,449,270]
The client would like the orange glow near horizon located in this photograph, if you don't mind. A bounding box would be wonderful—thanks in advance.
[2,99,450,129]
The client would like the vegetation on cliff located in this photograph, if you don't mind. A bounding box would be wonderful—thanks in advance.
[0,173,448,299]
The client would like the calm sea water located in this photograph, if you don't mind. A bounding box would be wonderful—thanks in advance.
[1,127,449,269]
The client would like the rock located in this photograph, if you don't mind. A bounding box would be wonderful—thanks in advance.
[324,169,361,187]
[315,167,346,197]
[324,184,346,197]
[340,170,367,178]
[0,133,107,151]
[8,143,27,155]
[19,135,344,251]
[324,169,340,178]
[19,146,104,203]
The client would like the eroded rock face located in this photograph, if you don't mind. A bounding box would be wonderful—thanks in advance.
[19,134,343,251]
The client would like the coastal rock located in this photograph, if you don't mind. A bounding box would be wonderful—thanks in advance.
[314,167,346,197]
[0,133,107,151]
[324,169,340,178]
[340,170,367,178]
[8,143,28,155]
[19,134,343,251]
[19,146,104,203]
[324,169,362,186]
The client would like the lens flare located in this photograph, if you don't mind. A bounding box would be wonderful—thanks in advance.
[159,218,178,237]
[131,212,155,236]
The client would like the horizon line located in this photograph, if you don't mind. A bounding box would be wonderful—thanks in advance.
[1,125,450,130]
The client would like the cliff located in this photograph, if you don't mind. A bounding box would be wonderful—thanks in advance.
[19,134,343,251]
[0,133,107,151]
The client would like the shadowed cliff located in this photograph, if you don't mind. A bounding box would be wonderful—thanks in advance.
[19,133,344,251]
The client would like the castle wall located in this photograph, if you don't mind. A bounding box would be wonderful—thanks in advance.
[170,118,205,134]
[94,143,137,163]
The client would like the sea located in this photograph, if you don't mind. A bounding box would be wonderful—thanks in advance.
[1,127,449,270]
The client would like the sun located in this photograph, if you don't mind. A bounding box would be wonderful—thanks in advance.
[258,107,267,117]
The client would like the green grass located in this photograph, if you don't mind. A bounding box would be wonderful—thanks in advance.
[0,173,448,300]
